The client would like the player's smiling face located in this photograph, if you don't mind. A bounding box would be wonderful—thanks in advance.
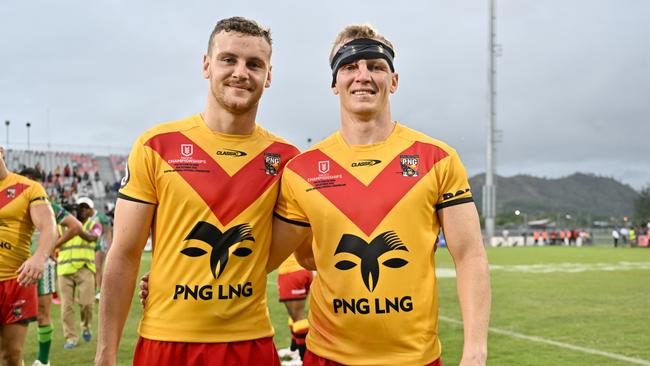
[203,31,272,115]
[332,56,398,119]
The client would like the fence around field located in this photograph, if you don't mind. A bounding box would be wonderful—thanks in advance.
[488,227,649,247]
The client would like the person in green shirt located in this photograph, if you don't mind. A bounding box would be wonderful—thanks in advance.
[93,204,113,300]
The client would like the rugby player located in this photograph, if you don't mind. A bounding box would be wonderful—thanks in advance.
[20,167,83,366]
[268,24,491,366]
[0,148,57,366]
[277,254,313,360]
[96,17,298,366]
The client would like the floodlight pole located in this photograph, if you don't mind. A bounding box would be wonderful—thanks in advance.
[483,0,498,245]
[26,122,31,150]
[4,120,9,148]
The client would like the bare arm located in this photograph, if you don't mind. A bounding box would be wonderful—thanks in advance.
[17,203,57,286]
[54,214,82,250]
[78,222,100,242]
[95,199,154,366]
[266,217,312,273]
[294,234,315,271]
[439,203,491,366]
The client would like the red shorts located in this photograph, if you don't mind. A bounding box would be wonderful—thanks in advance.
[278,269,313,301]
[303,350,442,366]
[134,336,280,366]
[0,278,38,325]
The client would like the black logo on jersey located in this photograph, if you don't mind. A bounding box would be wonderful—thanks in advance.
[216,149,247,157]
[351,159,382,168]
[400,155,419,177]
[264,152,281,176]
[442,188,471,201]
[334,231,408,292]
[6,187,15,198]
[180,222,255,279]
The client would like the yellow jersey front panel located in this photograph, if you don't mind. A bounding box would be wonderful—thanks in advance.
[120,114,299,342]
[275,123,473,365]
[0,173,49,280]
[278,253,307,275]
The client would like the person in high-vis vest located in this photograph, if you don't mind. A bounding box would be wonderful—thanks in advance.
[57,196,102,349]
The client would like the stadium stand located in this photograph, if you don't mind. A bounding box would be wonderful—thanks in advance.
[5,149,126,210]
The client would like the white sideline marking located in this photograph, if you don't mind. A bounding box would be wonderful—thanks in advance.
[439,316,650,365]
[489,261,650,273]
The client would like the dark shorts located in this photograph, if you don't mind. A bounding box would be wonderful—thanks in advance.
[0,278,38,325]
[278,269,313,302]
[134,336,281,366]
[303,349,442,366]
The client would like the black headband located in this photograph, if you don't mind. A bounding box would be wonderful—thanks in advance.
[330,38,395,87]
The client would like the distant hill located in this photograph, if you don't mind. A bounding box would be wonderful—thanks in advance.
[469,173,638,218]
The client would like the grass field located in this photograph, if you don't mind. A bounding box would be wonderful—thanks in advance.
[23,246,650,365]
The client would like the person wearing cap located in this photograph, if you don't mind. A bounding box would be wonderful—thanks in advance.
[0,148,58,366]
[57,196,102,349]
[268,24,490,365]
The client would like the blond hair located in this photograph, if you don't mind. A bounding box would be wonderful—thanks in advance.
[329,24,395,62]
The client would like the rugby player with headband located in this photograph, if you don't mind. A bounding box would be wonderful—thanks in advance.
[269,23,491,366]
[329,38,395,87]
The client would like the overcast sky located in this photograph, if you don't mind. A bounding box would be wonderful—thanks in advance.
[1,0,649,190]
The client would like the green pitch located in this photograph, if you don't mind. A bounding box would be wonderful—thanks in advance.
[23,246,650,365]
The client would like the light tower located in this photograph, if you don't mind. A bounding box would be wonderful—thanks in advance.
[4,120,10,148]
[26,122,31,150]
[483,0,498,245]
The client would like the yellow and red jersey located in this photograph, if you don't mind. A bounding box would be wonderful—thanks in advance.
[120,114,299,342]
[278,253,307,275]
[275,123,473,365]
[0,173,49,280]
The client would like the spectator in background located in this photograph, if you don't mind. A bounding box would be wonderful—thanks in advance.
[620,227,629,245]
[629,227,636,247]
[34,163,45,182]
[93,204,113,300]
[612,228,620,247]
[57,197,102,349]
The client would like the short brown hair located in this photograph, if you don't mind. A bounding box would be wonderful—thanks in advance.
[207,16,272,55]
[329,24,395,62]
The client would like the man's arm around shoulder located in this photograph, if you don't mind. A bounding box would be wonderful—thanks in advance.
[95,198,154,366]
[266,217,312,273]
[439,202,491,366]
